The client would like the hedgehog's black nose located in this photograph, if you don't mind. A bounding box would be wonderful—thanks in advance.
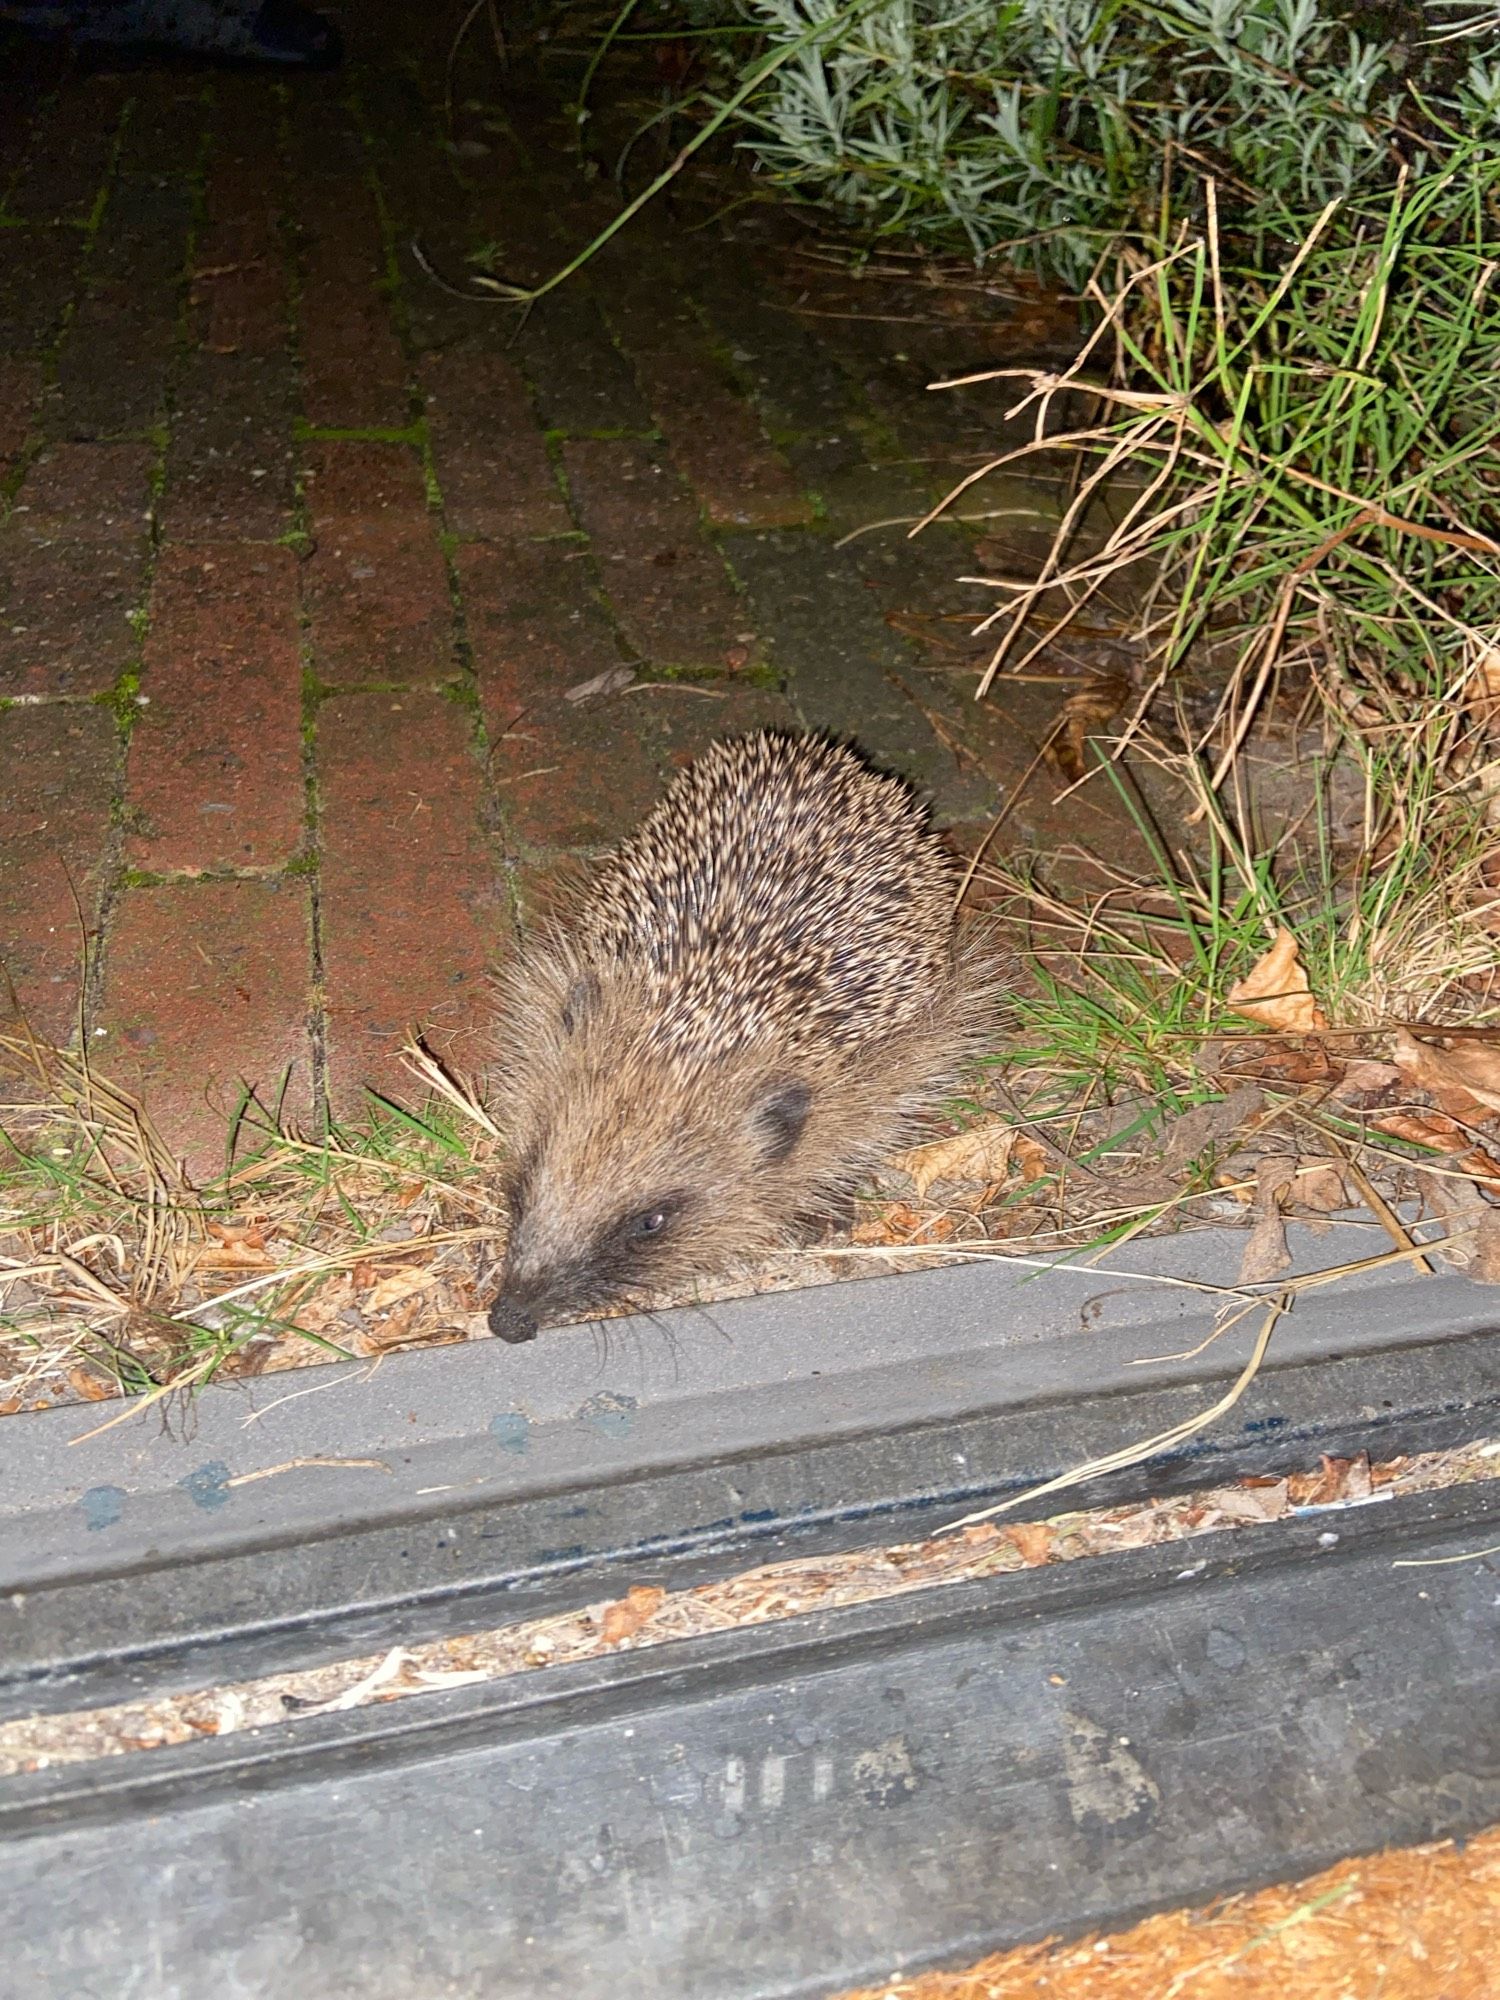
[488,1295,540,1344]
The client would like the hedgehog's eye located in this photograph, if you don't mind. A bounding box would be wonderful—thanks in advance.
[621,1194,685,1243]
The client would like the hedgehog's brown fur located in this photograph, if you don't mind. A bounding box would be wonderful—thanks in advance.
[486,731,994,1339]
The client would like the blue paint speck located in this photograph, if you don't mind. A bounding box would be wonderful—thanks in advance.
[490,1411,531,1454]
[81,1485,126,1533]
[579,1391,638,1438]
[180,1460,232,1511]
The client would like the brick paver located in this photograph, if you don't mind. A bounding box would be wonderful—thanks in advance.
[0,706,117,1043]
[11,440,155,537]
[420,350,569,541]
[317,688,500,1111]
[127,543,304,872]
[458,535,664,850]
[0,5,1099,1171]
[0,535,146,697]
[301,439,428,531]
[562,437,752,671]
[52,176,192,440]
[158,351,297,542]
[303,530,455,688]
[98,878,315,1177]
[294,170,410,432]
[0,356,43,468]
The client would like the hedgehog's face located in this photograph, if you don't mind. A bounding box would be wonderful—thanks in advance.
[487,996,815,1341]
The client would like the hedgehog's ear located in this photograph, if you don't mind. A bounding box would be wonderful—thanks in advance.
[750,1079,812,1163]
[560,971,600,1036]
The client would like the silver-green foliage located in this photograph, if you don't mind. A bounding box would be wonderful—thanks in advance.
[709,0,1499,280]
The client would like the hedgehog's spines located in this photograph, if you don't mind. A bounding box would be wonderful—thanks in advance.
[488,729,997,1329]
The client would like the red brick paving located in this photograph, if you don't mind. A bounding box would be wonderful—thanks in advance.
[0,229,85,354]
[303,530,454,687]
[190,220,290,358]
[127,543,303,872]
[0,706,117,1043]
[562,437,752,671]
[295,178,410,432]
[458,535,667,850]
[0,11,1080,1170]
[11,441,155,538]
[157,352,296,543]
[301,439,429,531]
[419,350,570,541]
[316,688,500,1112]
[598,254,813,532]
[0,356,43,464]
[98,878,315,1178]
[0,536,146,698]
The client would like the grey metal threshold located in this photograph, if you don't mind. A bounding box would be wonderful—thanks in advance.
[1,1220,1498,1996]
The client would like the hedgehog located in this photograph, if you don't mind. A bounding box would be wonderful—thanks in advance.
[485,730,994,1343]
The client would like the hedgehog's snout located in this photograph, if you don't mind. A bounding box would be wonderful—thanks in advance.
[488,1294,540,1344]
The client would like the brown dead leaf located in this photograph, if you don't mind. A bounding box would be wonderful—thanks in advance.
[600,1585,666,1645]
[1392,1029,1500,1123]
[1227,929,1328,1034]
[857,1202,959,1246]
[1207,1479,1289,1524]
[208,1221,267,1251]
[898,1119,1015,1198]
[1465,642,1500,738]
[1004,1521,1053,1567]
[1161,1086,1265,1170]
[65,1365,114,1403]
[363,1266,440,1315]
[850,1214,905,1246]
[1288,1454,1372,1508]
[1289,1157,1347,1213]
[1332,1058,1401,1100]
[564,666,635,704]
[194,1241,277,1273]
[1468,1207,1500,1283]
[1237,1156,1294,1284]
[1045,675,1130,786]
[1014,1134,1050,1184]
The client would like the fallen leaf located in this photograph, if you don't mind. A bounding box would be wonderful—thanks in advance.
[600,1585,666,1645]
[356,1296,438,1353]
[1014,1134,1050,1184]
[194,1240,276,1273]
[363,1266,440,1314]
[1227,930,1328,1034]
[207,1221,267,1251]
[1465,642,1500,737]
[1206,1479,1289,1524]
[1289,1157,1347,1213]
[856,1208,904,1240]
[65,1365,114,1402]
[1289,1454,1372,1508]
[898,1119,1015,1198]
[1045,675,1130,786]
[1392,1029,1500,1123]
[1161,1086,1265,1170]
[563,666,635,705]
[1469,1207,1500,1284]
[1332,1058,1401,1099]
[1237,1157,1294,1284]
[1004,1521,1053,1566]
[1379,1116,1500,1203]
